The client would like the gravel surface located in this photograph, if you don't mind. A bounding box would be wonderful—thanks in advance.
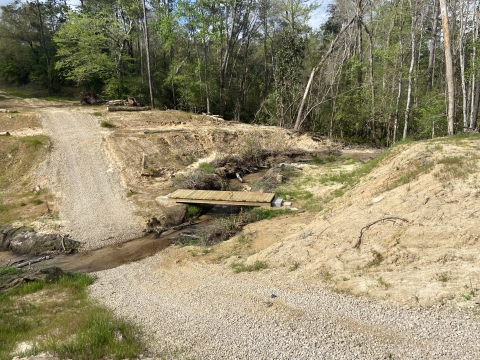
[38,108,143,249]
[89,249,480,359]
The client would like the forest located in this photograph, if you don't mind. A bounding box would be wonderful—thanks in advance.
[0,0,476,144]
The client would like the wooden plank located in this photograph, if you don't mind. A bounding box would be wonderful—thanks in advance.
[171,198,272,208]
[168,189,274,207]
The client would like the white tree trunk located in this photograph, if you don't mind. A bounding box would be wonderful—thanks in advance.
[439,0,455,135]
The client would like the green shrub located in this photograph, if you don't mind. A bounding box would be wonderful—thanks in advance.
[100,120,114,128]
[230,260,268,273]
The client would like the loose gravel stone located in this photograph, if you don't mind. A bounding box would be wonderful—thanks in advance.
[37,108,143,249]
[89,250,480,359]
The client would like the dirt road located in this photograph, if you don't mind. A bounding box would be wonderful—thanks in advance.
[90,248,480,359]
[38,108,143,249]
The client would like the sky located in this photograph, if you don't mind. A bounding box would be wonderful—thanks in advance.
[0,0,330,30]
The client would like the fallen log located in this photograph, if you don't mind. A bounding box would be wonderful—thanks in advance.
[0,131,10,136]
[108,106,151,112]
[14,255,52,268]
[107,100,126,106]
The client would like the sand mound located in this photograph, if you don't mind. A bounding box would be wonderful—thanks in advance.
[247,138,480,307]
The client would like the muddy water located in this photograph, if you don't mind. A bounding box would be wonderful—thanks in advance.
[0,202,246,273]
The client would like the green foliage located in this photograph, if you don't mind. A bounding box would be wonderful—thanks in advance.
[100,121,115,128]
[377,277,390,290]
[0,272,145,360]
[434,155,477,181]
[198,162,215,174]
[367,251,384,267]
[0,266,25,276]
[19,136,44,149]
[186,204,201,218]
[230,260,268,273]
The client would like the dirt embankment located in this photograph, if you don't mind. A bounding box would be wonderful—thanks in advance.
[244,138,480,307]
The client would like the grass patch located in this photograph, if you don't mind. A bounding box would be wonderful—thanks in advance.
[198,162,215,174]
[93,112,102,116]
[19,136,45,149]
[30,198,43,205]
[387,160,434,190]
[100,120,115,128]
[0,272,145,360]
[230,260,268,273]
[322,270,334,282]
[186,204,201,218]
[377,277,390,289]
[434,155,477,182]
[0,266,25,276]
[311,155,338,164]
[0,135,51,223]
[437,272,450,283]
[367,251,384,267]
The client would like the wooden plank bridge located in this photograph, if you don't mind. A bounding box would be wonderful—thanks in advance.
[168,189,275,208]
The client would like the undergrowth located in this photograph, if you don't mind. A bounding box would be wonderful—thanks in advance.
[230,260,268,273]
[100,120,114,128]
[0,272,145,360]
[174,207,294,246]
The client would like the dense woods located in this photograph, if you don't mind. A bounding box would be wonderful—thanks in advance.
[0,0,478,144]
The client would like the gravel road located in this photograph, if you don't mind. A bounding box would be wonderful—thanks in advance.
[39,108,143,249]
[89,248,480,359]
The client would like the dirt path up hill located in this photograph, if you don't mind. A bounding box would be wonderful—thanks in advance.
[38,108,143,249]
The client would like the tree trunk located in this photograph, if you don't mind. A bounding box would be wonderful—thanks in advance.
[472,81,480,129]
[439,0,455,135]
[459,0,468,130]
[294,16,356,131]
[142,0,154,109]
[427,0,439,92]
[470,0,479,128]
[403,2,417,140]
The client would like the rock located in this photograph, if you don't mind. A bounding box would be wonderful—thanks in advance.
[371,195,384,204]
[0,225,26,250]
[0,225,79,255]
[24,267,65,283]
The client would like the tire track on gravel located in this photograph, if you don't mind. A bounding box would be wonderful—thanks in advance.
[39,108,143,249]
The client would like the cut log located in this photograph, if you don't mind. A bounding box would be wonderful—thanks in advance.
[0,132,10,136]
[107,100,126,106]
[108,106,152,112]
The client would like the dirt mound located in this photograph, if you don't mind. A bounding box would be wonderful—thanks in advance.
[245,137,480,307]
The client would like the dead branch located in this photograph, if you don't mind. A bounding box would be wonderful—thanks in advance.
[354,216,408,249]
[13,255,52,268]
